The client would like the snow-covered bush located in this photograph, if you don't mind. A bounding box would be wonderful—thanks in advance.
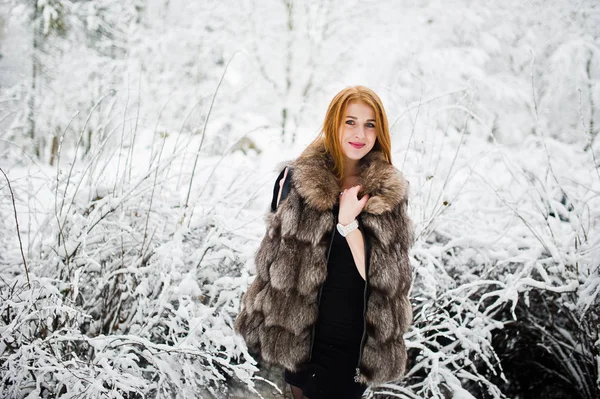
[365,88,600,398]
[0,119,271,397]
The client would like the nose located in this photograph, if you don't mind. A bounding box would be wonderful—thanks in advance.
[355,125,365,139]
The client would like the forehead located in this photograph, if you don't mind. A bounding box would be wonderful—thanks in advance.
[345,101,375,117]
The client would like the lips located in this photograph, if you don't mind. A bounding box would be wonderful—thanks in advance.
[349,142,365,149]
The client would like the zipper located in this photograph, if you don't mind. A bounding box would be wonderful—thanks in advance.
[308,220,336,362]
[354,217,370,383]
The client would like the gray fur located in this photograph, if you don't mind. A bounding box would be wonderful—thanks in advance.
[234,142,414,385]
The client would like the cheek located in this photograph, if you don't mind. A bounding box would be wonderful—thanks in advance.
[341,125,351,137]
[368,130,377,143]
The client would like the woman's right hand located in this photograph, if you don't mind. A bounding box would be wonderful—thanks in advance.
[338,185,369,225]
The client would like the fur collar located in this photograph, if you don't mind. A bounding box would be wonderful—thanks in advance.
[288,141,409,215]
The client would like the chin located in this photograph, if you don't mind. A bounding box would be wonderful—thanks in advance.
[345,145,372,159]
[346,153,367,162]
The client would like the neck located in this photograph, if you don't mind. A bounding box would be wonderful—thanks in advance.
[292,145,406,213]
[343,157,360,178]
[340,157,361,190]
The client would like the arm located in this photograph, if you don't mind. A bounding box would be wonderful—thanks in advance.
[344,227,366,280]
[338,188,368,281]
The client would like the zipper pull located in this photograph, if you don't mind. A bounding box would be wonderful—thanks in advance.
[354,367,361,383]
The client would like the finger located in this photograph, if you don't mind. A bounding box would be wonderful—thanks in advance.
[346,185,357,196]
[355,185,366,199]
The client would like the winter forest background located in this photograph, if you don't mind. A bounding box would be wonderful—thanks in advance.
[0,0,599,398]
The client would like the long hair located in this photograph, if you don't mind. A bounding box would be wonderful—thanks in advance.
[302,85,392,182]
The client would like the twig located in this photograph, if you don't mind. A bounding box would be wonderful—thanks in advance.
[114,72,130,195]
[185,50,240,209]
[529,50,560,187]
[54,111,80,250]
[417,91,475,240]
[390,88,468,130]
[401,77,423,172]
[59,93,112,218]
[148,94,175,171]
[173,95,209,189]
[186,125,269,226]
[141,142,165,256]
[579,89,600,183]
[126,69,142,184]
[0,167,31,289]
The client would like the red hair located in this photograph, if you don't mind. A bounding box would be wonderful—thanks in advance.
[302,85,392,181]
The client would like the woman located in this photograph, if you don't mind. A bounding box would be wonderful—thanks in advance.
[234,86,414,399]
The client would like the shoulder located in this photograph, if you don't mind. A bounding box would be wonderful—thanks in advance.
[361,156,410,214]
[372,154,409,200]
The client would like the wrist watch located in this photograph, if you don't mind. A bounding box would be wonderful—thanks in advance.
[336,219,358,237]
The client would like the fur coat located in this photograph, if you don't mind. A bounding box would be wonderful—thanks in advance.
[234,142,414,385]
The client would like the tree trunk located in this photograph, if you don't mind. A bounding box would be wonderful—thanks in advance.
[584,49,598,152]
[281,0,293,144]
[28,0,40,158]
[49,134,59,166]
[587,50,596,142]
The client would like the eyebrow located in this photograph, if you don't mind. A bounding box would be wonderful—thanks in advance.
[346,116,376,122]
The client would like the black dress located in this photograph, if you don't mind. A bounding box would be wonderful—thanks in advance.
[273,173,368,398]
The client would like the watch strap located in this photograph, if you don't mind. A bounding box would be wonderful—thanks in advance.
[337,219,358,237]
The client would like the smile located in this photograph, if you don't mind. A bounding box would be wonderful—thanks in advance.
[349,142,365,148]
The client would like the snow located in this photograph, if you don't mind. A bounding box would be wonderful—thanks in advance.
[1,0,599,398]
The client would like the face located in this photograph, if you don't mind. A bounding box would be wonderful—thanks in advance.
[338,101,377,162]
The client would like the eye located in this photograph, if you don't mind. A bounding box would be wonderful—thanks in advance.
[345,120,355,125]
[366,122,376,128]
